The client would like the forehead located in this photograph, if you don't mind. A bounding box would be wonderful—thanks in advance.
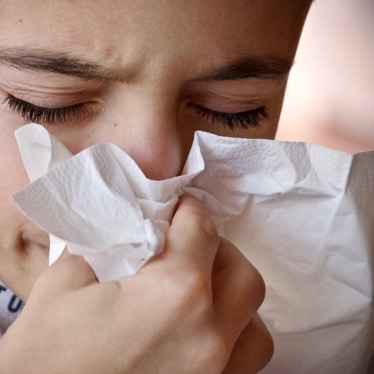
[1,1,310,77]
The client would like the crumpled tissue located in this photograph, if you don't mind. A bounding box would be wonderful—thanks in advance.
[12,123,374,374]
[12,124,258,281]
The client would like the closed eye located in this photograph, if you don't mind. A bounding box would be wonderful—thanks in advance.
[192,104,269,130]
[2,94,88,125]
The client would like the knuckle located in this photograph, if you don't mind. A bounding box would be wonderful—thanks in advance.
[252,267,266,304]
[191,330,234,373]
[242,263,266,308]
[209,331,235,368]
[221,315,274,374]
[185,210,219,248]
[263,330,275,368]
[253,318,275,372]
[170,271,212,311]
[198,214,219,245]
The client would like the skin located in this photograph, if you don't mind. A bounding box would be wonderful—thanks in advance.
[0,1,311,372]
[0,195,271,373]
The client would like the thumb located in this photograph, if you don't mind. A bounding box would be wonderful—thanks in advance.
[34,249,98,296]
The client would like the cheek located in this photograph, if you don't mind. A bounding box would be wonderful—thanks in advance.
[0,111,30,197]
[0,110,30,249]
[0,110,49,299]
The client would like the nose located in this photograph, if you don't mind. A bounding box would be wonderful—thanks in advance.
[68,92,193,181]
[113,108,189,180]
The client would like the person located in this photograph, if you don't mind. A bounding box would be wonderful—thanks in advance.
[0,1,312,372]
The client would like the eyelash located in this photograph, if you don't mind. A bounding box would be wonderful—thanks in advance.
[3,94,87,125]
[193,104,269,130]
[3,93,269,130]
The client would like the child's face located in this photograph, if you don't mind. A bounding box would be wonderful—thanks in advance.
[0,0,311,298]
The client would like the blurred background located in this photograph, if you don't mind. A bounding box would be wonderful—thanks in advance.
[277,0,374,153]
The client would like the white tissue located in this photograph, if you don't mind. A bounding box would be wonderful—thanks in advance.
[12,124,374,374]
[13,125,198,281]
[13,124,254,281]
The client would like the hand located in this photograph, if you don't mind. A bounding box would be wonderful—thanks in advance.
[0,194,273,373]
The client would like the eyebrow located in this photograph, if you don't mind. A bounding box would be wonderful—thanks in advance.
[0,48,126,81]
[192,55,293,82]
[0,47,292,82]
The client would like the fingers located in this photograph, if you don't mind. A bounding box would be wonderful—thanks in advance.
[144,193,265,341]
[154,193,220,276]
[212,238,266,338]
[33,249,97,296]
[222,313,274,374]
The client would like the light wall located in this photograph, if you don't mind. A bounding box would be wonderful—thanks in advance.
[277,0,374,153]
